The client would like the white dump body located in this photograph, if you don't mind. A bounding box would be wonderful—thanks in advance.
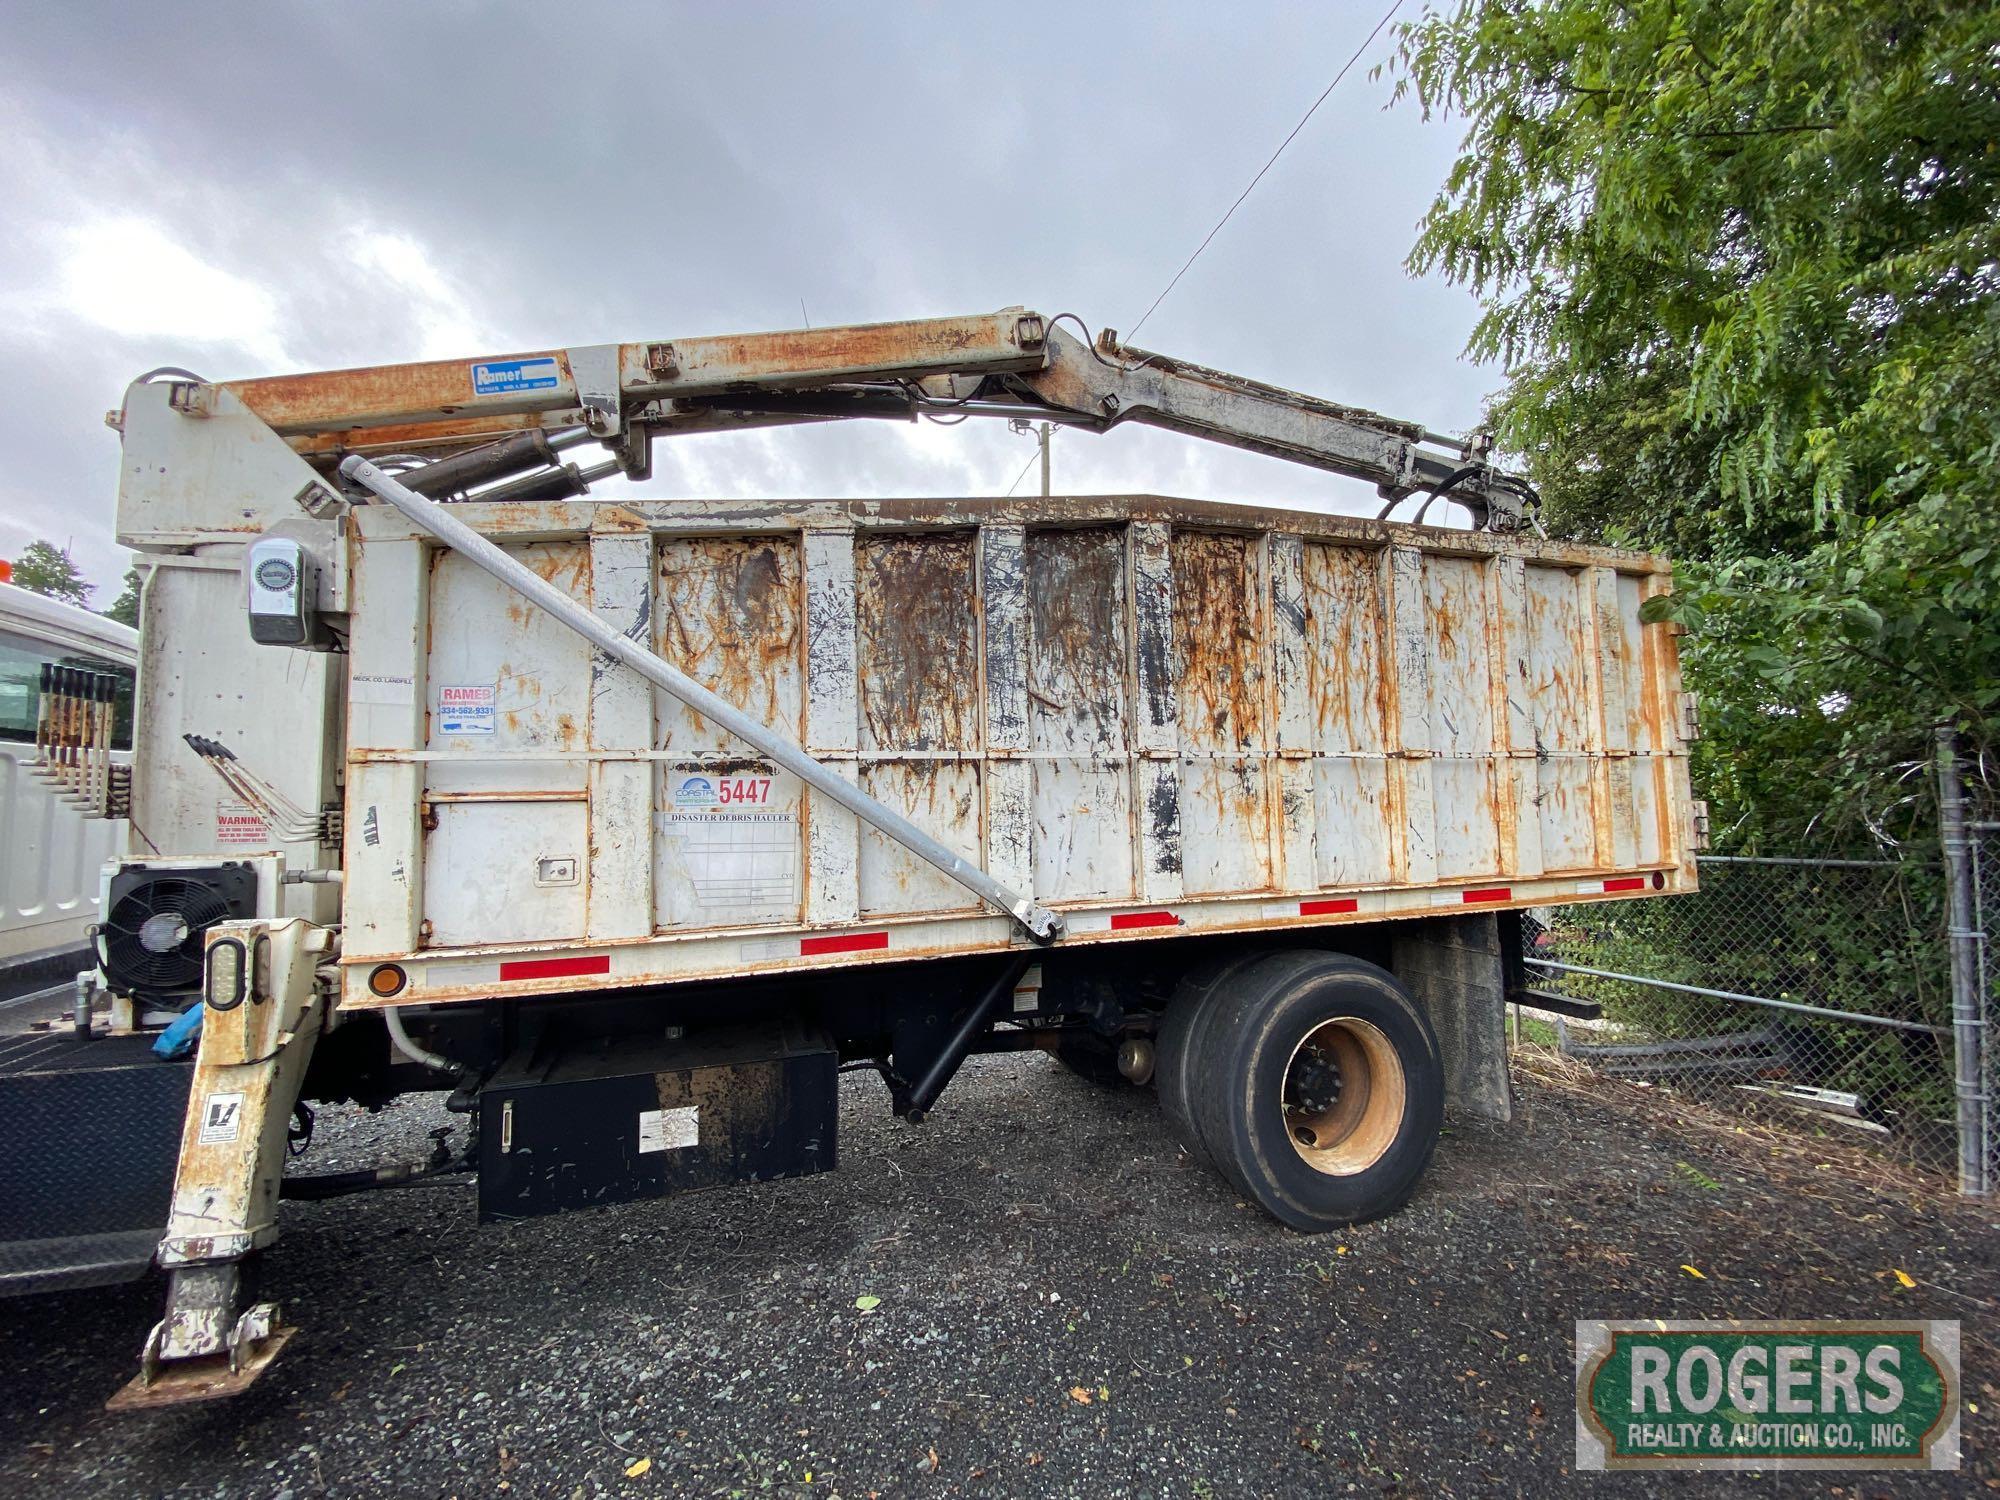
[335,495,1697,1008]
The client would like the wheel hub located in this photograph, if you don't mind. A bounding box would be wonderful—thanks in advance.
[1278,1017,1406,1175]
[1286,1046,1344,1117]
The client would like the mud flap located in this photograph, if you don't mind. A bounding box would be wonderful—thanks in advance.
[1390,912,1514,1123]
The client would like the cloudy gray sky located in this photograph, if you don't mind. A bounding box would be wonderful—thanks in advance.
[0,2,1495,600]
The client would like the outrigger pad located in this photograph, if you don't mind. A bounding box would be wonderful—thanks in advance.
[105,1326,297,1411]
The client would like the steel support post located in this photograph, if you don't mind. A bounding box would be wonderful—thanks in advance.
[1938,726,1989,1198]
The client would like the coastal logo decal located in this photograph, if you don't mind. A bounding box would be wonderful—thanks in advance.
[1576,1320,1958,1471]
[672,773,719,809]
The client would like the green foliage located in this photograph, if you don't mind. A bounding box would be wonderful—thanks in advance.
[1389,0,2000,848]
[102,567,141,628]
[9,539,93,609]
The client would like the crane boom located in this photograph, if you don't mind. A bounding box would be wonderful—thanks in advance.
[192,307,1534,530]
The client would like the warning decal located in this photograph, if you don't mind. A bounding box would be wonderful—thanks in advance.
[216,801,270,845]
[199,1091,246,1144]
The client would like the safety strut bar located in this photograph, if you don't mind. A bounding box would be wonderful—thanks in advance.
[338,455,1065,945]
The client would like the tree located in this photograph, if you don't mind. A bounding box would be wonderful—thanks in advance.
[1388,0,2000,851]
[10,540,94,609]
[102,567,141,628]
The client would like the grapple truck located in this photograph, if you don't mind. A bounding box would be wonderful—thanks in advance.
[5,310,1699,1404]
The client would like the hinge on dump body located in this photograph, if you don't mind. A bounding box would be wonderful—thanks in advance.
[293,480,347,521]
[1678,692,1702,742]
[166,381,213,417]
[1690,800,1712,852]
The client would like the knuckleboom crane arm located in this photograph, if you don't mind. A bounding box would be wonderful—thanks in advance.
[198,308,1534,530]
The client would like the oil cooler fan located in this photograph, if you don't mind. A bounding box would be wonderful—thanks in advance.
[95,861,260,1004]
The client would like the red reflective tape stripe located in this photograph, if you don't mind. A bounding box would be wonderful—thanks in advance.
[1602,876,1648,893]
[1299,898,1359,916]
[1462,887,1512,905]
[800,931,890,956]
[498,954,611,981]
[1109,910,1181,930]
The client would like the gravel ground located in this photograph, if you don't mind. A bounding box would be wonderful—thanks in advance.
[0,1051,1992,1498]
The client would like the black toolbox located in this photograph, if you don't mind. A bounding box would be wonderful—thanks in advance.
[477,1022,837,1221]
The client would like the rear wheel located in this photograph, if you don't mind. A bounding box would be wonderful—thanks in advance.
[1181,950,1442,1231]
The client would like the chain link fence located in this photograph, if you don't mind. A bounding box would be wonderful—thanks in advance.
[1516,854,1963,1180]
[1511,733,2000,1198]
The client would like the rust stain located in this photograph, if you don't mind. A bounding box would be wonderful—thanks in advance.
[1304,543,1389,753]
[807,496,1669,575]
[287,412,546,460]
[855,531,979,751]
[858,761,983,915]
[1171,530,1273,893]
[1026,528,1128,754]
[656,536,803,747]
[427,539,593,753]
[530,544,590,593]
[1522,566,1591,752]
[1419,555,1493,757]
[688,320,1002,381]
[1171,531,1264,753]
[594,505,651,534]
[231,350,566,433]
[844,536,976,916]
[1638,571,1680,861]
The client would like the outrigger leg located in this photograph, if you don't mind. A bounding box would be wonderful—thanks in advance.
[108,917,331,1409]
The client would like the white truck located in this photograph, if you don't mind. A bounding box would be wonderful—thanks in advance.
[0,581,135,988]
[2,309,1697,1406]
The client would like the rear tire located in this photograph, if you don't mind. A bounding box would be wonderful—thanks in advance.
[1156,949,1270,1166]
[1186,951,1442,1231]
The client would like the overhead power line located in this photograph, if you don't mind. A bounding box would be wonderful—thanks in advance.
[1125,0,1405,342]
[1002,445,1041,497]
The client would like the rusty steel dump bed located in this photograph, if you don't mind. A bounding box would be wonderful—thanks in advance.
[336,494,1696,1010]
